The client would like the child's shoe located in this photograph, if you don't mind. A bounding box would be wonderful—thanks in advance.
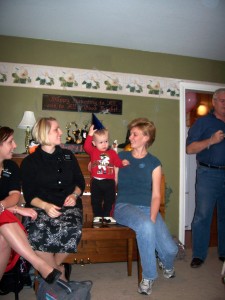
[104,217,116,224]
[93,217,101,223]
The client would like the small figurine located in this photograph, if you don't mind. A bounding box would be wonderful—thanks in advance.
[80,120,90,144]
[72,122,82,144]
[65,122,74,144]
[29,140,39,154]
[112,140,118,153]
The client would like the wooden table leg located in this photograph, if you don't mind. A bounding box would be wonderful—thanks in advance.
[137,249,142,283]
[127,238,133,276]
[34,269,39,294]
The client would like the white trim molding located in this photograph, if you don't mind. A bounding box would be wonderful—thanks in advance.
[179,81,225,244]
[0,62,180,100]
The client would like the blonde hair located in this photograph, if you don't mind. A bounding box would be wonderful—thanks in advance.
[32,117,56,145]
[93,128,109,142]
[128,117,156,148]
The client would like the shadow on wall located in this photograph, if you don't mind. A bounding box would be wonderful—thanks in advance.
[165,183,173,208]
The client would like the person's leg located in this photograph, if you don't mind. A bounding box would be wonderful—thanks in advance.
[0,223,59,280]
[154,213,178,270]
[216,171,225,258]
[115,203,157,280]
[91,179,103,217]
[55,253,71,281]
[55,253,70,266]
[35,252,58,269]
[35,251,69,281]
[102,180,115,216]
[192,168,218,261]
[0,235,12,279]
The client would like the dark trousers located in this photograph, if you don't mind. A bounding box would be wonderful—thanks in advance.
[91,178,116,217]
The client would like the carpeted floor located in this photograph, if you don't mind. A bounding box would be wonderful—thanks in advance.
[1,247,224,300]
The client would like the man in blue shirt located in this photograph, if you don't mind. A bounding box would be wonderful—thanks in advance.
[186,88,225,268]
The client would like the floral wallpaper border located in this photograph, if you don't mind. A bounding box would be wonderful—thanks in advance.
[0,62,181,99]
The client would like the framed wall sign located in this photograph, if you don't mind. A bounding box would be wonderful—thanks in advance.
[42,94,122,115]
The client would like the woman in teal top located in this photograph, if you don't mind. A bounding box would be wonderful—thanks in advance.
[114,118,178,296]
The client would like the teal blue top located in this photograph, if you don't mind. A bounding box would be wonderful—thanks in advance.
[116,151,161,207]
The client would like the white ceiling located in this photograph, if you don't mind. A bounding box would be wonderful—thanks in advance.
[0,0,225,61]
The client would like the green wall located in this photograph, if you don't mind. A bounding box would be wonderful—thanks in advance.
[1,36,225,236]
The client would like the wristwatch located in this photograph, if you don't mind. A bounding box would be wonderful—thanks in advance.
[72,192,79,199]
[0,201,5,213]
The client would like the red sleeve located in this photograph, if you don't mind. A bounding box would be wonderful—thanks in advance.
[111,150,124,168]
[83,135,94,155]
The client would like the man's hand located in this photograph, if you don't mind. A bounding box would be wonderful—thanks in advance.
[211,130,225,145]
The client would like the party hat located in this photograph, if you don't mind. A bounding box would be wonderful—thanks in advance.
[92,113,105,130]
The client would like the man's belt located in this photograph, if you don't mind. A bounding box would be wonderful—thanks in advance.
[199,162,225,170]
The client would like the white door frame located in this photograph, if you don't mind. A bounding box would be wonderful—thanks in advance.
[179,81,225,244]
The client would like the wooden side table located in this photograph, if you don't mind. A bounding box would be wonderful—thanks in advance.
[64,222,137,277]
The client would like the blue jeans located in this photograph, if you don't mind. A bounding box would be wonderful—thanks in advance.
[114,203,178,280]
[192,166,225,260]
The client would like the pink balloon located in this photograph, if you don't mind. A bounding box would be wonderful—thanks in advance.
[186,92,197,113]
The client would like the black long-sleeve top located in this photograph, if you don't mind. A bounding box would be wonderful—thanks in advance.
[0,160,20,200]
[20,145,85,208]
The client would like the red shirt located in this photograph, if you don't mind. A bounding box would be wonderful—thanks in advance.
[84,135,124,180]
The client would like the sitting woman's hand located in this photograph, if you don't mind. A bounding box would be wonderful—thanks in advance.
[64,194,77,207]
[17,207,38,220]
[44,203,62,218]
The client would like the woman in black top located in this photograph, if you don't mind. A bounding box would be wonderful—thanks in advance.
[0,126,61,283]
[21,117,85,281]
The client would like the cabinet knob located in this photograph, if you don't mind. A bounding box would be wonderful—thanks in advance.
[87,258,91,264]
[80,259,85,266]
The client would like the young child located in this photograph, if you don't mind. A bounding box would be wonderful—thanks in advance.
[84,125,129,223]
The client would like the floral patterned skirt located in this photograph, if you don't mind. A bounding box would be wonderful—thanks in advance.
[23,206,83,253]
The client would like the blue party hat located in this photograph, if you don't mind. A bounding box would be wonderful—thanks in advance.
[92,113,105,130]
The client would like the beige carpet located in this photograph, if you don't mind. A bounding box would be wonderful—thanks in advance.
[1,247,224,300]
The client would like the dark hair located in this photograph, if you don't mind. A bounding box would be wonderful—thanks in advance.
[0,126,14,145]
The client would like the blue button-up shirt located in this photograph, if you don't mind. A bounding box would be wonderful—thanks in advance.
[186,111,225,166]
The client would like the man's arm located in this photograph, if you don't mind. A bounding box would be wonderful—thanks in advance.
[186,130,225,154]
